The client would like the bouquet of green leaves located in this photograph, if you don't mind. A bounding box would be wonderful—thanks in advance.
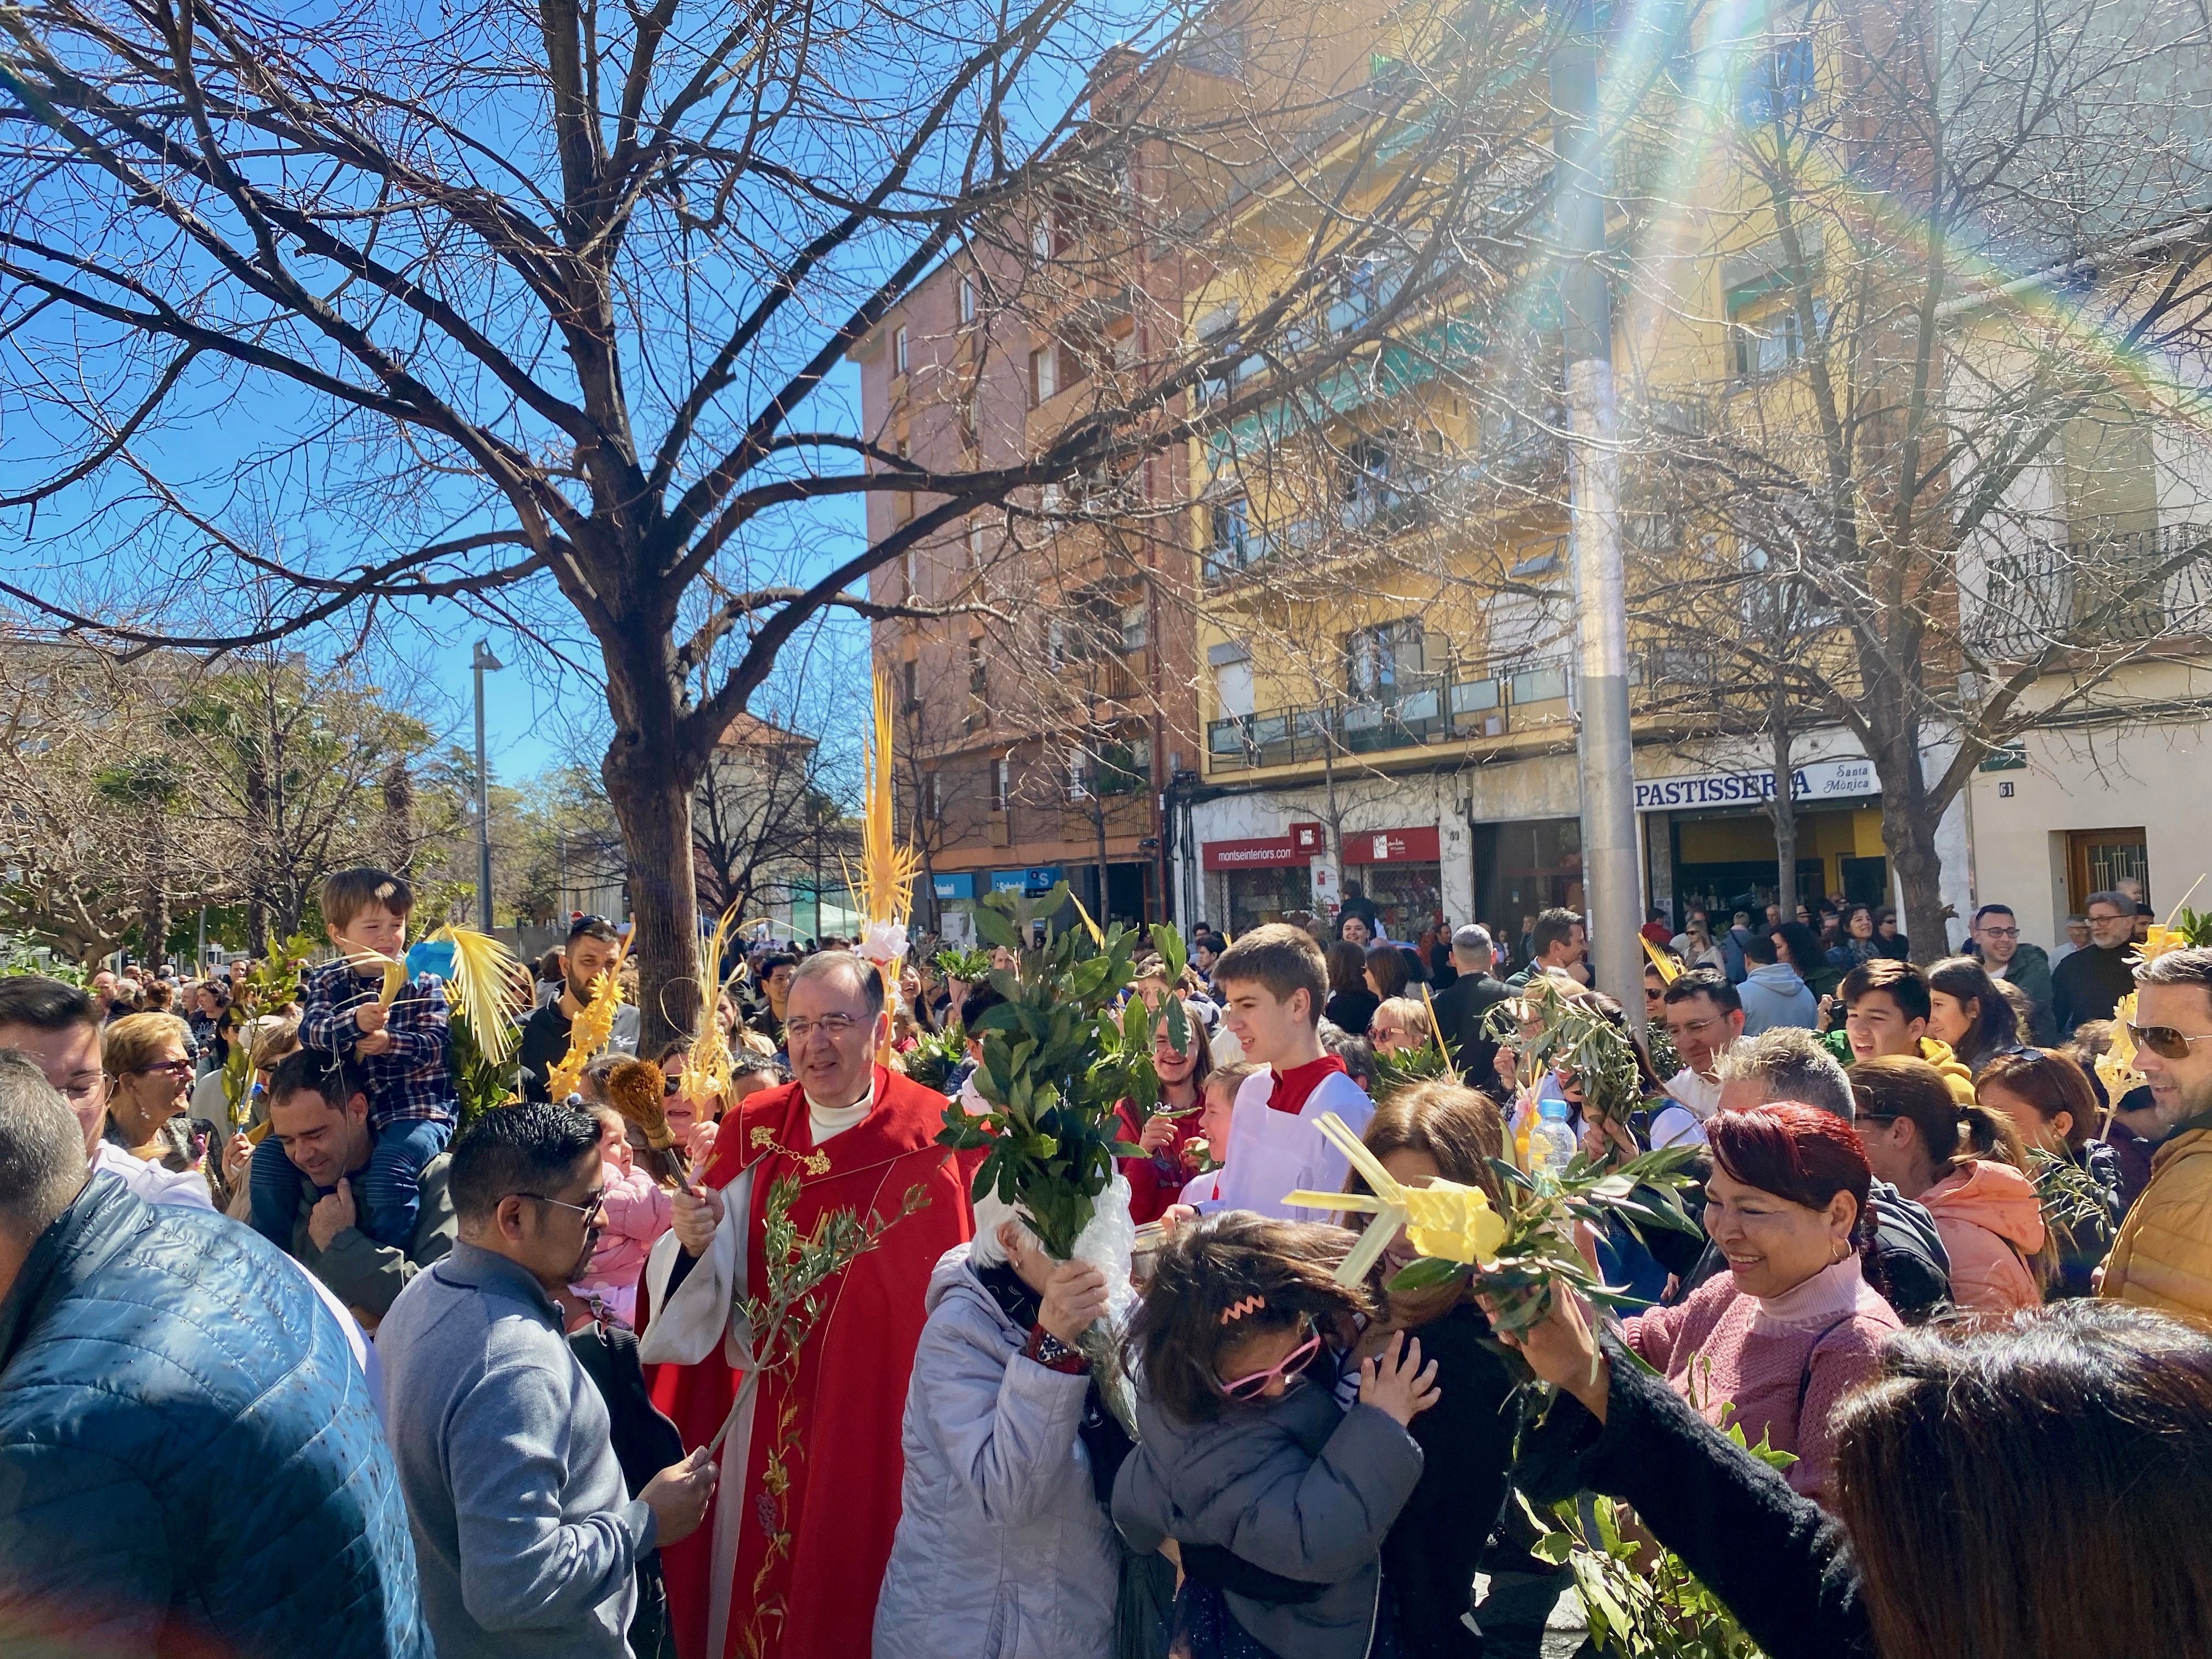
[223,932,316,1130]
[2028,1147,2118,1263]
[1481,973,1644,1131]
[1371,1035,1458,1103]
[902,1019,967,1094]
[935,883,1188,1424]
[933,946,995,982]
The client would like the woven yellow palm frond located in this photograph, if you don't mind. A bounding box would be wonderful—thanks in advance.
[1641,936,1680,984]
[429,924,528,1066]
[547,934,630,1102]
[847,673,922,929]
[1283,1112,1507,1285]
[688,902,747,1107]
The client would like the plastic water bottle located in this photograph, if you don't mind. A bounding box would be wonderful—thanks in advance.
[1528,1097,1577,1184]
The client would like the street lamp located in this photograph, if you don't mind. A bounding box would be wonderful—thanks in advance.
[471,641,504,930]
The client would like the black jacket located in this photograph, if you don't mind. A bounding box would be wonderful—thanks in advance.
[1428,973,1511,1095]
[1516,1330,1875,1659]
[2052,942,2138,1037]
[1384,1304,1520,1658]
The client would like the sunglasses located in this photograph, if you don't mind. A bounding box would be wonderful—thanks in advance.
[1219,1324,1323,1400]
[2125,1022,2212,1061]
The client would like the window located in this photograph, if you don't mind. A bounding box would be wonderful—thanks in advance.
[893,326,909,375]
[956,397,978,454]
[968,637,987,697]
[1029,345,1058,407]
[1344,618,1426,700]
[1031,213,1054,259]
[958,276,976,325]
[1066,753,1091,800]
[1727,285,1825,380]
[1047,616,1068,668]
[1119,601,1149,653]
[901,657,918,707]
[1740,35,1814,125]
[1207,498,1251,572]
[1040,480,1063,513]
[901,546,918,599]
[967,516,987,566]
[927,770,943,819]
[991,757,1011,812]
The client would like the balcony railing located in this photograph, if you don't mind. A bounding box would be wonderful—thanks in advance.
[1969,524,2212,659]
[1205,657,1573,771]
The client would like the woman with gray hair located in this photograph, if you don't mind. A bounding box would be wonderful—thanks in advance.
[872,1189,1133,1658]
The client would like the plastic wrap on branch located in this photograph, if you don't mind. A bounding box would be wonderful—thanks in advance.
[1285,1113,1703,1339]
[1480,973,1643,1131]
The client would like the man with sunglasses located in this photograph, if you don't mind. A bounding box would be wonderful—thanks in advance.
[265,1048,456,1323]
[2101,947,2212,1332]
[1968,904,2055,1045]
[380,1099,716,1658]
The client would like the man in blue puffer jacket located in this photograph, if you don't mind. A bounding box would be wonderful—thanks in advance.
[0,1051,427,1658]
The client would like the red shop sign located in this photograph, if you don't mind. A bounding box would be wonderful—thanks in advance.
[1203,835,1305,870]
[1341,826,1441,865]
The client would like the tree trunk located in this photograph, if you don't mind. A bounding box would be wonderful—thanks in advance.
[247,896,271,957]
[1866,709,1951,964]
[1766,697,1799,920]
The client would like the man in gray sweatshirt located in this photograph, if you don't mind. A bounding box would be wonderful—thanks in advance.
[377,1100,716,1658]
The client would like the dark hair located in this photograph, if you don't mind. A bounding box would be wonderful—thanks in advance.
[1742,929,1779,967]
[1976,1048,2102,1154]
[448,1100,603,1223]
[1662,967,1741,1016]
[1926,956,2021,1067]
[1531,907,1583,960]
[1707,1104,1875,1267]
[568,915,623,946]
[1124,1212,1372,1425]
[1774,921,1825,977]
[266,1047,363,1114]
[1324,939,1367,996]
[1355,1082,1503,1325]
[1214,924,1328,1027]
[536,950,566,983]
[1842,957,1932,1024]
[1850,1056,2030,1175]
[959,979,1008,1028]
[0,975,101,1036]
[1971,904,2016,928]
[759,950,799,976]
[1363,940,1409,1002]
[1832,1301,2212,1659]
[320,866,414,930]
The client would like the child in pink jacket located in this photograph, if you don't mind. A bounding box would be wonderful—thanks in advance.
[572,1105,673,1328]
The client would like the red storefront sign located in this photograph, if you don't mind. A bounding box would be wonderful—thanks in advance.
[1340,826,1441,865]
[1203,834,1306,870]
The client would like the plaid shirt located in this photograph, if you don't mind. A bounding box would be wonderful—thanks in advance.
[299,956,456,1130]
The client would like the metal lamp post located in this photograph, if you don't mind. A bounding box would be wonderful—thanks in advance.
[471,641,504,930]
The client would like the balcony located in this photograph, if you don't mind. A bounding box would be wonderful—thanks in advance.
[1969,524,2212,660]
[1205,657,1573,772]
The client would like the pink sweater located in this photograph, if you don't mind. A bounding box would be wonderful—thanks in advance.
[1624,1256,1899,1504]
[572,1164,673,1327]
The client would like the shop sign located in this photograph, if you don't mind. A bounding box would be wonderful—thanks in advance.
[1203,835,1305,870]
[990,866,1063,894]
[1634,758,1878,812]
[932,872,978,901]
[1341,826,1442,865]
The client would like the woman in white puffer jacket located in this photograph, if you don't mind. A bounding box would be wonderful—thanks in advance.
[872,1197,1124,1659]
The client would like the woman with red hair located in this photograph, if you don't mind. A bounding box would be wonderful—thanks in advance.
[1618,1104,1901,1504]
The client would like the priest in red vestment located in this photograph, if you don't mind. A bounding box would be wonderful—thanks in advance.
[638,952,973,1658]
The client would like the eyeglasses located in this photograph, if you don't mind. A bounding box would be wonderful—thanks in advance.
[129,1059,194,1080]
[783,1014,864,1044]
[2087,910,2129,926]
[518,1189,608,1227]
[1220,1324,1324,1400]
[1976,925,2021,940]
[60,1073,114,1111]
[1669,1014,1725,1036]
[2125,1022,2212,1061]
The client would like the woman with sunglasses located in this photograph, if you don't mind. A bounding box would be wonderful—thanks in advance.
[1115,1212,1438,1659]
[102,1010,215,1183]
[1367,995,1435,1058]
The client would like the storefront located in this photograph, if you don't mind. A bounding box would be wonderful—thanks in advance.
[1638,757,1886,926]
[1203,830,1320,934]
[1470,816,1584,936]
[1340,826,1444,939]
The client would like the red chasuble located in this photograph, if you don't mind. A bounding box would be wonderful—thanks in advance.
[649,1066,973,1658]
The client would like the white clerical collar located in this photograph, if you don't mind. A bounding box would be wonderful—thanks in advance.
[805,1075,877,1144]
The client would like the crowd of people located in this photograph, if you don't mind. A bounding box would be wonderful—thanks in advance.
[3,866,2211,1658]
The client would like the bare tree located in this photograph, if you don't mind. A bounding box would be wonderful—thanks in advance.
[0,0,1564,1043]
[1623,0,2212,955]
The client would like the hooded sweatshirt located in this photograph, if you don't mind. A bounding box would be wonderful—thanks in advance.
[1737,963,1818,1035]
[1918,1160,2046,1316]
[1914,1036,1978,1107]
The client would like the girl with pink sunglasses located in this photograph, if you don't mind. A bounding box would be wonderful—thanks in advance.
[1112,1212,1439,1658]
